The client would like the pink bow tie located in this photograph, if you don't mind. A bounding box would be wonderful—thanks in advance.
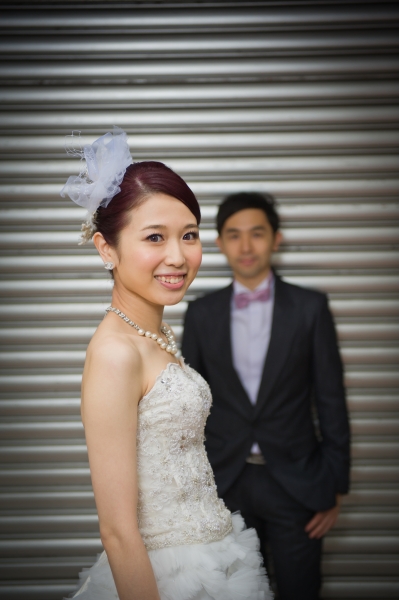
[234,287,271,309]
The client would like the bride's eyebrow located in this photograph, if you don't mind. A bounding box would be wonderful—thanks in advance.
[141,224,166,230]
[140,223,199,231]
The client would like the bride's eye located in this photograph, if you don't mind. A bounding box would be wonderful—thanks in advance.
[183,231,199,241]
[146,233,163,242]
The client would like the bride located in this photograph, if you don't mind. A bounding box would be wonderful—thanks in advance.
[61,127,272,600]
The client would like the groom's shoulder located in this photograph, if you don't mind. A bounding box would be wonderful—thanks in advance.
[186,284,232,316]
[278,276,327,309]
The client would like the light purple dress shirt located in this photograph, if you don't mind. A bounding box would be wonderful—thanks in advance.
[231,273,275,455]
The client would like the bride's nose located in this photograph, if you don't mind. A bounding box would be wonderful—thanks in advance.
[164,238,185,267]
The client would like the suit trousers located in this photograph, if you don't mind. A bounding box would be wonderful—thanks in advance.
[222,463,322,600]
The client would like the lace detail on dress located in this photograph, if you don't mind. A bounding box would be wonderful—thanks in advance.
[137,362,233,551]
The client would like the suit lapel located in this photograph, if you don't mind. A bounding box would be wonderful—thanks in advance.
[212,284,254,416]
[254,276,298,417]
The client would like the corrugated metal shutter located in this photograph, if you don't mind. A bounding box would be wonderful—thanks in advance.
[0,1,398,598]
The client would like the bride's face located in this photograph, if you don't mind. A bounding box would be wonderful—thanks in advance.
[111,193,202,306]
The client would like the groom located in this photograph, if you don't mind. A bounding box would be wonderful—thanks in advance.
[182,192,350,600]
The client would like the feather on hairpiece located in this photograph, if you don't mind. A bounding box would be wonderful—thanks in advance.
[60,126,132,215]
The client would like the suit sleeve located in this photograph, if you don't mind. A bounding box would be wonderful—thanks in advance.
[181,302,206,378]
[312,294,351,494]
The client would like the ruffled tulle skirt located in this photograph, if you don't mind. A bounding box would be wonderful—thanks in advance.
[69,514,272,600]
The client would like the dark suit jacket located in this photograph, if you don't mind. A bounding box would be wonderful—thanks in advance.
[182,275,350,512]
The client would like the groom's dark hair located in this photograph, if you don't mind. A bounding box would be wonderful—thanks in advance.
[216,191,280,235]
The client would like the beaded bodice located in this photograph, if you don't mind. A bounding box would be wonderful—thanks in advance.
[136,361,232,551]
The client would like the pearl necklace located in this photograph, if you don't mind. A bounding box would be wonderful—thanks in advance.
[105,306,178,355]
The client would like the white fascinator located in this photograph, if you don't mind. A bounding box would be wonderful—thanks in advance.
[60,126,133,215]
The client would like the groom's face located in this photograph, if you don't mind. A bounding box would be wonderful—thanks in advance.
[216,208,281,286]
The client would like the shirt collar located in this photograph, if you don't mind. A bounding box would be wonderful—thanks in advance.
[233,271,274,295]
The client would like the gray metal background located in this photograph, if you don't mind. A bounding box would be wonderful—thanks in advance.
[0,1,398,598]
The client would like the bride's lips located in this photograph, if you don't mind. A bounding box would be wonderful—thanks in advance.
[154,273,186,290]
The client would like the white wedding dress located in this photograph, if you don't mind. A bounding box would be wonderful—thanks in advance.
[69,361,272,600]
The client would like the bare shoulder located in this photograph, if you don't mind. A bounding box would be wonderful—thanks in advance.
[86,326,142,374]
[82,326,144,414]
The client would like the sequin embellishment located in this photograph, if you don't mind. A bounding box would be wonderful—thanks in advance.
[136,362,233,551]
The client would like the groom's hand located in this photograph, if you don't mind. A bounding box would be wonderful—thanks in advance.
[305,494,341,539]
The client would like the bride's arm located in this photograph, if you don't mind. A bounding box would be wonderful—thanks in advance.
[81,335,160,600]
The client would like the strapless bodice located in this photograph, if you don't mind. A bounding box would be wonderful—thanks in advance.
[136,361,232,551]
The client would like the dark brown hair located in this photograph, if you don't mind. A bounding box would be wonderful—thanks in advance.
[217,192,279,234]
[94,161,201,247]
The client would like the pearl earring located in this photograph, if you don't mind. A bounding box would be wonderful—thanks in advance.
[104,262,114,270]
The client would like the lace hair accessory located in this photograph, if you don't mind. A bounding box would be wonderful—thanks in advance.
[60,126,133,241]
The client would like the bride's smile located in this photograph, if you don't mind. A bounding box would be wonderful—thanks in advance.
[154,273,187,289]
